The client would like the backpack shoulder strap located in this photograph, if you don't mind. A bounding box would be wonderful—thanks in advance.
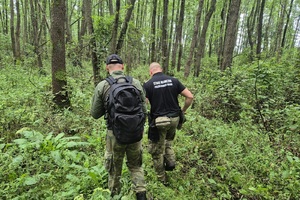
[125,76,133,84]
[105,76,116,85]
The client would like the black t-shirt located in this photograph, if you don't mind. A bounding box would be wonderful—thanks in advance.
[143,72,185,118]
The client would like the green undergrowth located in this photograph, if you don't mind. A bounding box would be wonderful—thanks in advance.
[1,52,300,199]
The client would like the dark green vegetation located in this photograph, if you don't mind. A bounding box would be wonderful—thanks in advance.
[1,48,300,199]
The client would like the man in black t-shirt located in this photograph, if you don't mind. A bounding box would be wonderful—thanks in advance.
[143,62,193,185]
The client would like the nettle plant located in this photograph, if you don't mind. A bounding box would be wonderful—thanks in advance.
[0,129,108,199]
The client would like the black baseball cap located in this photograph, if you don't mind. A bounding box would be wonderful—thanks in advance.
[106,54,123,65]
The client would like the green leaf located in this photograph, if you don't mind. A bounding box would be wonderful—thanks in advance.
[24,176,38,186]
[208,178,216,184]
[55,133,65,141]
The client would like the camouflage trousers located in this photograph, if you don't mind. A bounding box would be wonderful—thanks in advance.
[148,116,179,182]
[104,130,146,196]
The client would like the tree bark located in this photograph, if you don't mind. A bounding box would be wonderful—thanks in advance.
[263,1,274,52]
[256,0,265,56]
[150,0,158,62]
[51,0,70,109]
[86,0,100,86]
[0,0,9,34]
[116,0,136,54]
[10,0,16,63]
[220,0,241,71]
[281,0,294,48]
[23,0,28,44]
[217,1,228,65]
[194,0,216,77]
[110,0,120,53]
[161,0,169,72]
[15,0,21,60]
[184,0,204,77]
[108,0,114,16]
[172,0,185,71]
[29,0,43,69]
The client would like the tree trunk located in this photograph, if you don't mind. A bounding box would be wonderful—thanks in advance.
[292,17,300,47]
[79,1,86,51]
[29,0,43,69]
[10,0,16,63]
[15,0,21,60]
[220,0,241,71]
[51,0,70,109]
[86,0,100,86]
[281,0,294,48]
[217,1,228,65]
[246,1,258,60]
[167,0,176,70]
[110,0,120,53]
[23,0,28,44]
[194,0,216,77]
[172,0,185,71]
[65,0,72,43]
[263,0,274,52]
[150,0,158,62]
[108,0,114,16]
[184,0,204,77]
[256,0,265,56]
[275,0,287,55]
[0,0,9,34]
[116,0,136,54]
[161,0,169,72]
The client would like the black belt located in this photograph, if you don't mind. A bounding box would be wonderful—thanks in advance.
[166,112,180,118]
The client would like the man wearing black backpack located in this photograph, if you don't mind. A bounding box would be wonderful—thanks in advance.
[91,54,147,200]
[143,62,194,186]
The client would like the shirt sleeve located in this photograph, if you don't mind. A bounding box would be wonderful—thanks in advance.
[134,78,147,114]
[90,81,106,119]
[176,78,186,94]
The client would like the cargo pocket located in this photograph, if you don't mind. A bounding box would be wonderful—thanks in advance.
[104,153,113,173]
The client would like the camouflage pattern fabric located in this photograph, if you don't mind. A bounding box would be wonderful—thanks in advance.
[105,130,146,195]
[148,116,179,182]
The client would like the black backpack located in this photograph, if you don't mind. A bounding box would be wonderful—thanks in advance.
[105,76,145,144]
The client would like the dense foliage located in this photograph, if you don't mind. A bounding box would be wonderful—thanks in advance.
[1,48,300,199]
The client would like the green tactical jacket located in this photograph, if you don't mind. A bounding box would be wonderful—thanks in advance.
[90,70,147,120]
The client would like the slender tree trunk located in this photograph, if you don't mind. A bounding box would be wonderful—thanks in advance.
[194,0,216,77]
[15,0,21,60]
[0,0,9,34]
[247,1,258,60]
[110,0,120,53]
[292,17,300,47]
[264,1,274,52]
[184,0,204,77]
[172,0,185,71]
[167,0,176,70]
[23,0,28,44]
[218,1,228,65]
[281,0,294,48]
[29,0,43,69]
[150,0,158,62]
[220,0,241,71]
[86,0,100,85]
[10,0,16,63]
[65,0,72,43]
[116,0,136,54]
[161,0,169,72]
[51,0,70,109]
[108,0,114,15]
[275,0,287,55]
[256,0,265,56]
[79,1,86,50]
